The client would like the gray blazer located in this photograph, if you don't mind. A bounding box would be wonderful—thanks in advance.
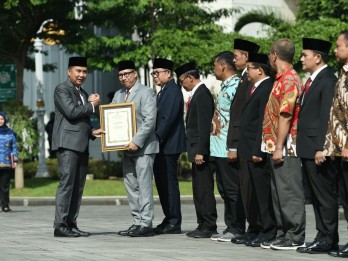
[52,79,95,153]
[111,81,159,156]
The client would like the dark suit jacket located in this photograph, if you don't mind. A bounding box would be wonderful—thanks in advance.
[238,77,273,160]
[52,79,95,153]
[185,83,214,162]
[156,79,187,154]
[297,67,337,159]
[227,72,253,149]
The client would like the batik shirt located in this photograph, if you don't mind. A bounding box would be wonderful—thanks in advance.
[210,75,239,157]
[261,65,304,157]
[323,65,348,156]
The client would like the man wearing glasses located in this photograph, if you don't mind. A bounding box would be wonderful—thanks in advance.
[112,60,158,237]
[152,58,186,235]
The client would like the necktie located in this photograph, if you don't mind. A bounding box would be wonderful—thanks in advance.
[125,90,130,102]
[250,85,256,95]
[186,95,192,111]
[304,78,312,94]
[77,88,85,104]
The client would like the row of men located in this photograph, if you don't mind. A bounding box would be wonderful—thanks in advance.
[50,31,348,258]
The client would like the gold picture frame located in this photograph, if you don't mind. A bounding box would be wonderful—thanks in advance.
[99,102,136,151]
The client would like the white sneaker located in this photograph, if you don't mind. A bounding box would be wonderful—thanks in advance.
[211,232,223,241]
[270,238,306,250]
[218,232,239,242]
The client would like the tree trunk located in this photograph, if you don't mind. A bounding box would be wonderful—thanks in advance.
[15,160,24,189]
[15,59,25,103]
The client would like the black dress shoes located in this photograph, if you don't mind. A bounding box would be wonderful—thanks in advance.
[231,233,258,244]
[297,240,336,254]
[54,227,80,237]
[128,225,154,237]
[188,228,217,239]
[154,223,181,234]
[186,227,201,237]
[71,227,91,237]
[328,243,348,258]
[118,225,139,236]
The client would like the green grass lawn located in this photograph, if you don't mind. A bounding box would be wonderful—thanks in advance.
[10,178,206,197]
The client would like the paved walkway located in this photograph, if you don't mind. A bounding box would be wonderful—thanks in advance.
[0,202,347,261]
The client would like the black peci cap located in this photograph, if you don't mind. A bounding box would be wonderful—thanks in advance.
[153,58,174,71]
[174,62,197,77]
[68,56,87,67]
[234,39,260,53]
[117,60,136,71]
[248,53,269,65]
[302,38,332,54]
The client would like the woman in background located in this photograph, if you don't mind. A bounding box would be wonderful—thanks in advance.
[0,112,18,212]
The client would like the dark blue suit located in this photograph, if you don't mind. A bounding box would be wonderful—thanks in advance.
[154,79,186,226]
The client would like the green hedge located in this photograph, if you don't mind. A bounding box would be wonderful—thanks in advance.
[23,153,192,180]
[23,158,123,179]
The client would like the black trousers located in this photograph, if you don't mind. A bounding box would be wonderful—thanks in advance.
[154,153,182,226]
[192,161,217,231]
[239,159,262,234]
[209,157,245,234]
[247,159,276,239]
[0,168,13,207]
[302,158,338,244]
[334,158,348,225]
[54,149,89,228]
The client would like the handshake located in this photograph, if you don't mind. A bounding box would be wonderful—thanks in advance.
[88,93,100,107]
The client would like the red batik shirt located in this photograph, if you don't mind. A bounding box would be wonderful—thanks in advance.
[261,65,304,157]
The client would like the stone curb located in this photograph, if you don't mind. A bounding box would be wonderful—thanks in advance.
[11,195,224,206]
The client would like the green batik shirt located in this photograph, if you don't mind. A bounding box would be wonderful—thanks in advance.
[210,75,240,157]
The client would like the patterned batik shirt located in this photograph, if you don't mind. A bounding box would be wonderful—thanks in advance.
[210,75,239,157]
[261,65,304,157]
[323,66,348,156]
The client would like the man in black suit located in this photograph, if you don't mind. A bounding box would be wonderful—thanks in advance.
[238,53,276,247]
[227,39,261,245]
[52,57,103,237]
[175,62,216,238]
[152,58,187,235]
[296,38,337,254]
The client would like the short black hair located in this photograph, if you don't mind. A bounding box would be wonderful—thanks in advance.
[214,51,237,71]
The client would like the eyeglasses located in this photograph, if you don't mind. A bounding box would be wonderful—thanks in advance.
[150,70,168,77]
[118,70,135,79]
[178,75,189,84]
[246,66,258,71]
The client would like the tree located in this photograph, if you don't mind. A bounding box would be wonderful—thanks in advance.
[0,0,89,102]
[233,1,348,73]
[66,0,237,75]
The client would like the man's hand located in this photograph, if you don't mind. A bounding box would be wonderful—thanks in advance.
[92,128,105,138]
[126,141,139,152]
[314,151,326,165]
[342,148,348,162]
[227,151,237,162]
[88,93,100,107]
[252,156,263,163]
[195,154,205,165]
[272,149,284,164]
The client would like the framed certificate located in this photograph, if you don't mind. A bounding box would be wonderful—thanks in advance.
[99,102,136,151]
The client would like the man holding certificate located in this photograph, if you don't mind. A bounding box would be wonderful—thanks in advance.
[152,58,186,235]
[112,60,159,237]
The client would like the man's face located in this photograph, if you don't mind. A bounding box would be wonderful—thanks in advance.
[0,115,4,127]
[178,74,191,92]
[246,62,260,83]
[300,50,320,73]
[67,66,87,86]
[213,60,224,81]
[233,50,248,70]
[152,68,171,86]
[334,34,348,64]
[118,69,137,89]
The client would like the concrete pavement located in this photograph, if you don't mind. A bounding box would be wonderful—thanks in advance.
[0,203,347,261]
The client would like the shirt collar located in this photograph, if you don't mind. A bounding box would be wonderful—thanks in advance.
[221,74,237,88]
[309,64,327,81]
[190,81,203,97]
